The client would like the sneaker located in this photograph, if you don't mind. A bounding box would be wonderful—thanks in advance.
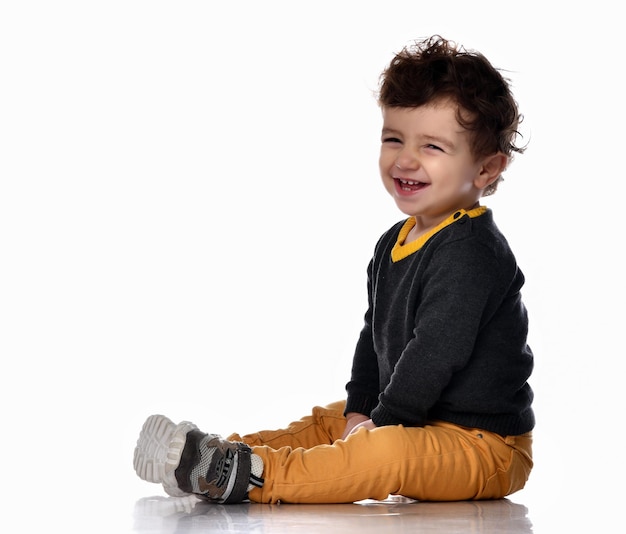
[133,414,263,504]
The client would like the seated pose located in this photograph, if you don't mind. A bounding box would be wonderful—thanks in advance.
[133,35,535,504]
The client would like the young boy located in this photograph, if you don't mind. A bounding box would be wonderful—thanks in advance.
[133,35,534,504]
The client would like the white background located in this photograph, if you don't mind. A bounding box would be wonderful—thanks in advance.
[1,1,622,532]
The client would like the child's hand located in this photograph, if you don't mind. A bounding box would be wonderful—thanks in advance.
[348,419,377,436]
[341,413,374,440]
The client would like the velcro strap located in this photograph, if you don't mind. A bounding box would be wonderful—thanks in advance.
[220,443,252,504]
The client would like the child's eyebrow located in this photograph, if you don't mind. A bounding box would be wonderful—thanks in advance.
[381,127,401,136]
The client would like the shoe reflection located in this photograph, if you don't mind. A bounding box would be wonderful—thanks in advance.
[133,494,532,533]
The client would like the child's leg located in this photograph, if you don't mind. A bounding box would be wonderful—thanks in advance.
[249,421,533,504]
[134,412,532,504]
[227,401,347,449]
[133,402,348,503]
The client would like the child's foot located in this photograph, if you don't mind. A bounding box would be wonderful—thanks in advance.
[133,414,263,504]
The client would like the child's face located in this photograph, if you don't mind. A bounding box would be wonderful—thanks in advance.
[379,101,488,227]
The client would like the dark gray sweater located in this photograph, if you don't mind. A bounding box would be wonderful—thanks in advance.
[345,208,535,436]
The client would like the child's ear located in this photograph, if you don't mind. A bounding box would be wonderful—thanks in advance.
[474,153,508,189]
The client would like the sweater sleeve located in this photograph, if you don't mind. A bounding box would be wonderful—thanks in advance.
[344,257,381,417]
[371,236,509,427]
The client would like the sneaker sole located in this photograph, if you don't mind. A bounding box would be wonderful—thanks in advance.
[133,414,198,497]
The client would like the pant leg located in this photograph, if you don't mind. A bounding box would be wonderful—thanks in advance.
[247,420,533,504]
[227,401,347,449]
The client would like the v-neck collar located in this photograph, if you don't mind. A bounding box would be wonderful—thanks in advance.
[391,206,487,262]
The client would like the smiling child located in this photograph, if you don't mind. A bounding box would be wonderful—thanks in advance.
[133,35,535,504]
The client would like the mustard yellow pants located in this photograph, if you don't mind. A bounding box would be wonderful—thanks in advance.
[228,400,533,504]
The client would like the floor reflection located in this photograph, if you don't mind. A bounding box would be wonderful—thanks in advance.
[133,494,533,533]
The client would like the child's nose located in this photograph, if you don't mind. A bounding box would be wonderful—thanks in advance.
[395,149,419,170]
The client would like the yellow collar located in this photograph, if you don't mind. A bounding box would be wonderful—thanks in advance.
[391,206,487,262]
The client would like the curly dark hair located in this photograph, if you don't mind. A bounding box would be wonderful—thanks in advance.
[378,36,525,194]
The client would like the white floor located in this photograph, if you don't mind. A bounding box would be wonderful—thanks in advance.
[8,478,614,534]
[127,488,620,534]
[80,477,608,534]
[132,494,534,533]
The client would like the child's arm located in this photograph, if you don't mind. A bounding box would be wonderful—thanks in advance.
[345,258,382,419]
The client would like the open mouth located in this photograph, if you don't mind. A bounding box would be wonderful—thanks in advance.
[395,178,428,192]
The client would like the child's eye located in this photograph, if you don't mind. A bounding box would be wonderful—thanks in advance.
[425,143,443,151]
[382,136,402,144]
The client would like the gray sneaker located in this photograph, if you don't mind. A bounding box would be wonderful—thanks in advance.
[133,414,258,504]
